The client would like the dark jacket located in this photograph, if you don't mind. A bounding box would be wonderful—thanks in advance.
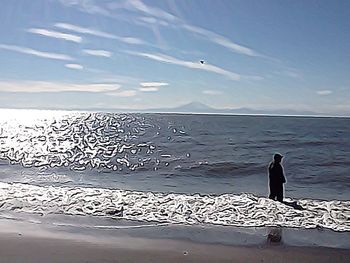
[268,162,286,185]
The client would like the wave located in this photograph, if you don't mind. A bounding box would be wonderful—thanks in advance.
[175,161,265,177]
[0,182,348,232]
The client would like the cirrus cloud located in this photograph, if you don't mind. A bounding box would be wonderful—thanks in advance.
[140,82,169,87]
[106,90,137,97]
[58,0,110,16]
[27,28,82,43]
[82,49,112,57]
[0,44,73,61]
[317,90,332,96]
[127,0,259,57]
[139,87,159,92]
[0,81,120,93]
[139,81,169,92]
[202,90,223,95]
[65,64,83,70]
[55,22,146,45]
[55,22,117,39]
[126,51,240,81]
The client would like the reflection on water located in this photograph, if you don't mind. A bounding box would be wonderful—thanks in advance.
[0,110,166,172]
[0,109,350,202]
[0,110,350,231]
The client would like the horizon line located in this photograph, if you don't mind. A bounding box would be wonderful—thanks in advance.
[0,107,349,119]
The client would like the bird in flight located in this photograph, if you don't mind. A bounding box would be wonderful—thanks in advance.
[200,60,205,64]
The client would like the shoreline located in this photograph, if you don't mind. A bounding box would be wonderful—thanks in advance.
[2,211,350,248]
[0,213,349,262]
[1,232,349,263]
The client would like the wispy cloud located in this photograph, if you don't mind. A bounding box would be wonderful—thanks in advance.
[61,0,260,57]
[55,22,146,45]
[127,0,259,57]
[106,90,137,97]
[274,68,303,79]
[139,87,159,92]
[120,37,145,45]
[137,16,169,26]
[97,74,141,85]
[241,75,264,81]
[0,81,120,93]
[0,44,73,61]
[284,70,302,78]
[65,64,83,70]
[58,0,110,16]
[202,90,223,95]
[27,28,82,43]
[139,82,168,92]
[126,51,240,81]
[127,0,178,22]
[181,24,258,57]
[317,90,332,96]
[82,49,112,57]
[55,22,117,39]
[140,82,169,87]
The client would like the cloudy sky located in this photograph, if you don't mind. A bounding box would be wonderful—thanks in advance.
[0,0,349,115]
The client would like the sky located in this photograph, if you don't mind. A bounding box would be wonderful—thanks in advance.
[0,0,349,115]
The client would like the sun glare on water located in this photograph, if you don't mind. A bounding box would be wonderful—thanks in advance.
[0,109,75,125]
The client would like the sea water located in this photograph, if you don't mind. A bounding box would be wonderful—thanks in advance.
[0,109,349,231]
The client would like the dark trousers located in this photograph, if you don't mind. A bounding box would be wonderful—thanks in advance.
[269,183,284,202]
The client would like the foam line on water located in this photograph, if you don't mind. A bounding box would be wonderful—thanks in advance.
[52,222,170,229]
[0,182,349,231]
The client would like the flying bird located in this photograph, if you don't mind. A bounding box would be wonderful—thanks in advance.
[200,60,205,64]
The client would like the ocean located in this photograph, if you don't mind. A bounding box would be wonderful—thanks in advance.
[0,109,349,232]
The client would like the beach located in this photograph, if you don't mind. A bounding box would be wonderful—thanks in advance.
[0,111,349,262]
[1,213,349,262]
[1,0,350,260]
[2,233,350,263]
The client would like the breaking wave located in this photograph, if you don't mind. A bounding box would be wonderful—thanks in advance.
[0,182,349,232]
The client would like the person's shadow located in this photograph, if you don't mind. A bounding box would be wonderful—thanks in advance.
[282,200,305,210]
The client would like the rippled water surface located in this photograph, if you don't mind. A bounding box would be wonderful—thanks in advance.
[0,109,349,231]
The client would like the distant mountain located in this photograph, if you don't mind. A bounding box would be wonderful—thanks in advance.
[223,107,318,116]
[156,101,214,113]
[23,101,323,117]
[133,101,208,114]
[143,102,320,116]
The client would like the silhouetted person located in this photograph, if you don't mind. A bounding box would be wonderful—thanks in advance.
[268,153,286,202]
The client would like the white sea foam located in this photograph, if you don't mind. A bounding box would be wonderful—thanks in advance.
[0,182,348,232]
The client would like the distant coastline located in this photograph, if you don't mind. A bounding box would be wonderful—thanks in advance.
[1,103,349,118]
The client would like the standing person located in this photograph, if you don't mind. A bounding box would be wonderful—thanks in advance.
[268,153,286,202]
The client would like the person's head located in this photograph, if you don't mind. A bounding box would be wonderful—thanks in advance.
[273,153,283,163]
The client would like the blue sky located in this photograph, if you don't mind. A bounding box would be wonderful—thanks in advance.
[0,0,349,115]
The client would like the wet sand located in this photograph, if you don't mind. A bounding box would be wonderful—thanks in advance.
[1,231,349,263]
[0,215,349,263]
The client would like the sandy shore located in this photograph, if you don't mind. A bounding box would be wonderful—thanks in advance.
[0,214,349,262]
[1,232,350,263]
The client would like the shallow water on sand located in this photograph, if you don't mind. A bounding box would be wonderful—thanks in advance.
[1,182,349,231]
